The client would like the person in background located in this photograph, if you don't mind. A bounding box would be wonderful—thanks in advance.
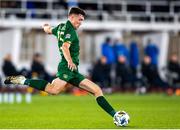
[144,39,159,66]
[2,54,19,77]
[141,55,168,89]
[114,39,129,64]
[129,41,146,93]
[129,41,139,74]
[31,53,53,82]
[101,37,116,65]
[168,54,180,84]
[115,55,133,89]
[91,56,111,88]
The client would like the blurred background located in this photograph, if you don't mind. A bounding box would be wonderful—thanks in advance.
[0,0,180,98]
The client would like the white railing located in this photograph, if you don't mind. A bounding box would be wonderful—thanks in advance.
[0,0,180,23]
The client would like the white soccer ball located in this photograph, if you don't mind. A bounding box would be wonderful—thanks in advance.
[113,111,130,127]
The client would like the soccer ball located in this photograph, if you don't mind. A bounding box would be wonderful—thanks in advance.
[113,111,130,126]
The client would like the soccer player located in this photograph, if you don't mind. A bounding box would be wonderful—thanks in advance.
[4,7,123,126]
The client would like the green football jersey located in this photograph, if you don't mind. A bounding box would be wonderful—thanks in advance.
[52,20,80,66]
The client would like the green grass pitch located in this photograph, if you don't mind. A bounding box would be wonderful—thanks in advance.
[0,93,180,128]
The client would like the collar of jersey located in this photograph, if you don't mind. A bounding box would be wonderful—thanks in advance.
[67,20,75,30]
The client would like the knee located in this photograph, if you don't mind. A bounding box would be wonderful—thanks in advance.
[93,85,103,97]
[50,89,60,95]
[45,84,60,95]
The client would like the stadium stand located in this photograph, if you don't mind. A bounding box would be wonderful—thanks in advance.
[0,0,180,23]
[1,0,180,30]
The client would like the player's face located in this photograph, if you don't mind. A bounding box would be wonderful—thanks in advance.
[73,14,84,29]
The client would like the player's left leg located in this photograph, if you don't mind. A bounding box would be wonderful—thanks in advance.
[79,78,116,117]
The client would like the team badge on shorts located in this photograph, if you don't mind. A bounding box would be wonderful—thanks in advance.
[63,74,68,79]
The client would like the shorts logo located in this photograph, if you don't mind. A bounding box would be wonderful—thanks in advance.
[63,74,68,79]
[65,34,71,39]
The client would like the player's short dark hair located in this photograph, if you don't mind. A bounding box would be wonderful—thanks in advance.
[68,7,86,17]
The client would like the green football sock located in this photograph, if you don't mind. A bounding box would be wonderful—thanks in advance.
[24,79,49,91]
[96,96,116,117]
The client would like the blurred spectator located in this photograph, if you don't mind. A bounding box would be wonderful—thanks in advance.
[129,41,147,92]
[116,55,144,91]
[2,54,29,77]
[115,55,133,88]
[129,41,139,74]
[167,54,180,84]
[31,53,53,82]
[101,37,116,65]
[144,39,159,65]
[114,39,129,64]
[141,56,168,89]
[2,54,19,76]
[91,56,111,88]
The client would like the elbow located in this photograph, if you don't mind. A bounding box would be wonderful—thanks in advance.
[61,43,69,51]
[61,45,66,51]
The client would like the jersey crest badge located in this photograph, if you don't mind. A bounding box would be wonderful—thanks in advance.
[65,34,71,39]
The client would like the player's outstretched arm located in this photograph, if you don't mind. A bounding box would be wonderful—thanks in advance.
[42,23,53,34]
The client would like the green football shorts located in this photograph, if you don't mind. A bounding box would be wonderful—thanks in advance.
[56,64,85,87]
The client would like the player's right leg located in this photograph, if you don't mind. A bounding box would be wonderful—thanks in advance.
[79,78,128,126]
[79,78,116,117]
[4,75,69,95]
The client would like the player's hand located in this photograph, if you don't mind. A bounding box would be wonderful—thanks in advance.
[42,23,52,34]
[68,61,77,71]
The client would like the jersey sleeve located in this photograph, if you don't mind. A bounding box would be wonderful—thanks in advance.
[52,25,59,36]
[63,28,75,44]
